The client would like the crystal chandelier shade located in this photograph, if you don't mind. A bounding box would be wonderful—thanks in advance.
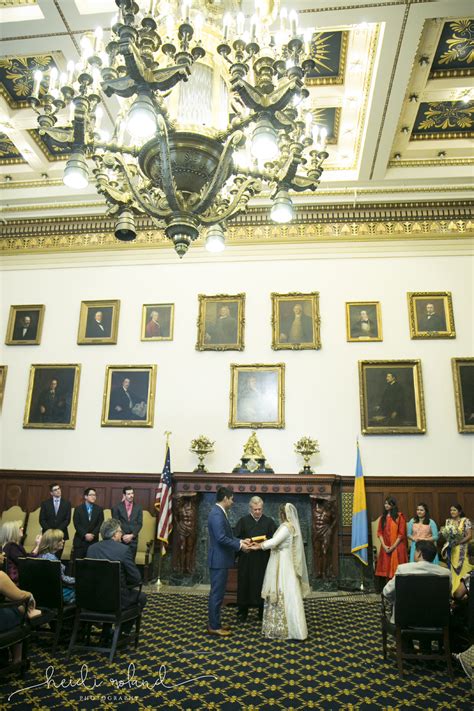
[31,0,329,257]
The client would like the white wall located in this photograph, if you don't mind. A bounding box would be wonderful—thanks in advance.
[1,242,473,478]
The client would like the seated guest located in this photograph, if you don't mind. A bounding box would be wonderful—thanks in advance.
[0,571,41,664]
[112,487,143,561]
[407,502,439,563]
[383,540,451,624]
[453,541,474,602]
[87,518,147,635]
[0,521,41,584]
[36,529,75,603]
[72,487,104,561]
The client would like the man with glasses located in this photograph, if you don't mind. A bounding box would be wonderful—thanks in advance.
[72,487,104,561]
[39,483,72,559]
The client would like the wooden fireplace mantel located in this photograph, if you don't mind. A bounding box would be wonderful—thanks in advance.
[173,472,339,497]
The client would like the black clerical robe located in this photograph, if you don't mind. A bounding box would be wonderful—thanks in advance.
[234,513,277,607]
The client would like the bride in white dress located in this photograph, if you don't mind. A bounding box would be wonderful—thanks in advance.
[252,502,310,640]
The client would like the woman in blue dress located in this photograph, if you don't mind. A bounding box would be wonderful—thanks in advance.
[407,502,439,563]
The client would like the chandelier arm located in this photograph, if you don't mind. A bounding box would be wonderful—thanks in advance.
[155,114,183,213]
[113,155,172,219]
[193,132,245,214]
[199,178,261,225]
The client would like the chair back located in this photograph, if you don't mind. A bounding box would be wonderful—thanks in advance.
[18,557,64,610]
[103,508,112,522]
[135,510,157,565]
[23,508,41,551]
[468,571,474,640]
[61,509,75,561]
[371,517,381,563]
[1,506,27,527]
[75,558,121,613]
[395,574,450,627]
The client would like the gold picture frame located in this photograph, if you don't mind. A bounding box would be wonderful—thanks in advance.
[101,365,157,427]
[452,358,474,434]
[141,303,174,341]
[271,292,321,350]
[346,302,382,342]
[23,364,81,429]
[0,365,7,408]
[5,304,45,345]
[359,359,426,435]
[407,292,455,339]
[196,293,245,351]
[77,300,120,344]
[229,363,285,429]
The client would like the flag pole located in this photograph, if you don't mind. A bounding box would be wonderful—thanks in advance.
[154,430,172,591]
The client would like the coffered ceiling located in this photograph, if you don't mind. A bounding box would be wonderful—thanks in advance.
[0,0,472,227]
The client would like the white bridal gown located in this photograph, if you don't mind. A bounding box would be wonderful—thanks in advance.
[261,523,308,640]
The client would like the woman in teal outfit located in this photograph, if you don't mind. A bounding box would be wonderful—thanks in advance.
[407,502,439,563]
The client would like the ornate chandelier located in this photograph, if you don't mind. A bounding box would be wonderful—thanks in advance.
[31,0,329,257]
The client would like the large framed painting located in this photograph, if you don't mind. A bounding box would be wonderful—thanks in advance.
[5,304,45,345]
[452,358,474,433]
[271,292,321,350]
[0,366,7,409]
[141,303,174,341]
[229,364,285,429]
[23,364,81,429]
[359,360,426,435]
[196,293,245,351]
[102,365,157,427]
[77,300,120,344]
[407,291,455,339]
[346,302,382,342]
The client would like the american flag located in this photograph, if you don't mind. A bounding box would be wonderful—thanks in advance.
[155,445,173,554]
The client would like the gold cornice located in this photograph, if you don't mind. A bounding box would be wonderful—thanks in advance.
[388,157,474,167]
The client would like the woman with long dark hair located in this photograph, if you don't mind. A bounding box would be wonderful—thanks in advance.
[407,502,439,563]
[441,504,472,595]
[375,497,408,580]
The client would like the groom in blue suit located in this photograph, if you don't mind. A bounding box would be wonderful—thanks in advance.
[208,487,250,636]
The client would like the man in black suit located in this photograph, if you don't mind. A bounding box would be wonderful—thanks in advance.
[39,483,72,557]
[73,487,104,560]
[86,310,110,338]
[88,518,147,633]
[13,314,36,341]
[112,487,143,560]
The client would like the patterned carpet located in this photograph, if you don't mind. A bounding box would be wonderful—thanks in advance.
[2,592,471,710]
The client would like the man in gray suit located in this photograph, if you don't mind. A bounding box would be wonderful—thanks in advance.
[112,487,143,560]
[88,518,147,636]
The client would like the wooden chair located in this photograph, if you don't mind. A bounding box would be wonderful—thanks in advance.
[18,557,75,652]
[68,559,142,662]
[371,517,381,570]
[103,508,112,522]
[23,508,41,551]
[381,574,452,679]
[1,506,27,528]
[61,509,75,563]
[135,511,156,583]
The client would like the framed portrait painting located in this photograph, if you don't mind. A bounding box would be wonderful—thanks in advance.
[271,292,321,350]
[346,302,382,342]
[102,365,157,427]
[407,292,455,339]
[141,304,174,341]
[5,304,45,345]
[359,360,426,435]
[229,363,285,429]
[77,300,120,344]
[23,364,81,429]
[452,358,474,433]
[0,366,7,409]
[196,294,245,351]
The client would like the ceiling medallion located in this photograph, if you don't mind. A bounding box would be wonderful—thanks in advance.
[30,0,329,257]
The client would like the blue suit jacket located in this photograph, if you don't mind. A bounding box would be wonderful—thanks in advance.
[208,505,241,569]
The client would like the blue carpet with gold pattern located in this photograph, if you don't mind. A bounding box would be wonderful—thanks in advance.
[2,592,470,709]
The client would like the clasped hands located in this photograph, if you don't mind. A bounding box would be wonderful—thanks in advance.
[241,538,262,553]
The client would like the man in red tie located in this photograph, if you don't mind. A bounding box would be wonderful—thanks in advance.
[112,487,143,561]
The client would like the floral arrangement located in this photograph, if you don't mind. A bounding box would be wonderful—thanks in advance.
[190,435,215,453]
[294,436,320,456]
[440,522,463,546]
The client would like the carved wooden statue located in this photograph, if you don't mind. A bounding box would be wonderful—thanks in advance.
[311,497,336,578]
[173,494,198,575]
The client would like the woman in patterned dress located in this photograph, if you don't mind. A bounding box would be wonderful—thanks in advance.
[442,504,472,595]
[407,502,439,563]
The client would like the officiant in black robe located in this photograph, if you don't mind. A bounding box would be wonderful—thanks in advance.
[234,497,277,622]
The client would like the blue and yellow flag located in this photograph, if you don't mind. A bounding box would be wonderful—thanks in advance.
[351,442,368,565]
